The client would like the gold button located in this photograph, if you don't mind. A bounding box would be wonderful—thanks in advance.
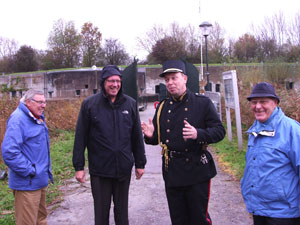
[168,110,171,113]
[184,108,188,111]
[167,119,170,123]
[186,158,189,162]
[184,117,188,120]
[185,149,188,152]
[166,139,169,143]
[170,101,173,104]
[167,129,170,133]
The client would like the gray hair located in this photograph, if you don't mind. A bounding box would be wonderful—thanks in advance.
[20,89,44,103]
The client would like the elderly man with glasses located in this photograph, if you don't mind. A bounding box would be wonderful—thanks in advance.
[241,82,300,225]
[2,89,53,225]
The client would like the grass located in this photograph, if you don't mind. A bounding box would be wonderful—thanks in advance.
[0,130,75,224]
[46,130,75,205]
[212,133,248,180]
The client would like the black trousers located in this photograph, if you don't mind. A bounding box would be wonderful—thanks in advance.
[90,174,131,225]
[165,180,212,225]
[253,215,300,225]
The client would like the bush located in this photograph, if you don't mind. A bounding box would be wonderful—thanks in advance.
[0,98,83,165]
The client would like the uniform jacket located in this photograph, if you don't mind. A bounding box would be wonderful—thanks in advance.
[72,91,146,178]
[241,107,300,218]
[145,89,225,187]
[2,102,53,191]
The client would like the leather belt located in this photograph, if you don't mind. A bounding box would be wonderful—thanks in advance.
[168,150,191,158]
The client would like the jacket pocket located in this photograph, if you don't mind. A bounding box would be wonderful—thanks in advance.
[256,174,285,202]
[194,150,217,181]
[29,164,36,185]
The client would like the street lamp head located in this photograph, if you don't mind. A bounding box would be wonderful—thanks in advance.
[199,21,213,36]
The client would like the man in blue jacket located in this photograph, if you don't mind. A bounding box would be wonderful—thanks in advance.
[2,89,53,225]
[241,82,300,225]
[73,65,146,225]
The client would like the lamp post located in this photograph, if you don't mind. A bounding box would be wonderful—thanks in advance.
[199,21,212,91]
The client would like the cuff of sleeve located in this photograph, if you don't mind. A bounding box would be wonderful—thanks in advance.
[30,164,36,177]
[135,165,145,169]
[196,129,208,145]
[74,167,84,171]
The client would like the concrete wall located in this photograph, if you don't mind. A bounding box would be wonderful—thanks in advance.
[1,65,299,99]
[144,65,225,94]
[45,69,101,98]
[0,72,45,98]
[0,69,102,99]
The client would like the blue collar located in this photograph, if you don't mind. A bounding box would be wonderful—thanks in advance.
[247,107,283,137]
[19,102,45,124]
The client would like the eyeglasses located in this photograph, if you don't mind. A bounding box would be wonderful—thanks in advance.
[31,99,46,105]
[106,79,121,84]
[250,99,272,106]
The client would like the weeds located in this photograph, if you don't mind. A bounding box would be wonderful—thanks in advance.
[212,135,247,180]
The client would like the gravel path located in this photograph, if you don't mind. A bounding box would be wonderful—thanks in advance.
[47,105,253,225]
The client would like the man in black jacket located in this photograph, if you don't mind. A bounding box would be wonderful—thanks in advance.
[73,65,147,225]
[142,60,225,225]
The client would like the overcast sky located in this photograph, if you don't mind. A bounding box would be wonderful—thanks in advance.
[1,0,299,60]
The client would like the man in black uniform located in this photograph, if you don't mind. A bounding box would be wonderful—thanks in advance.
[142,60,225,225]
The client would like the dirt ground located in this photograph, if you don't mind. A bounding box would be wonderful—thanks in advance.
[47,106,253,225]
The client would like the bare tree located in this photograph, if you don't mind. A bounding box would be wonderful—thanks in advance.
[139,22,229,63]
[251,11,288,58]
[169,22,188,43]
[100,38,130,65]
[139,22,191,62]
[208,22,227,63]
[185,24,201,62]
[287,11,300,46]
[0,37,19,73]
[136,24,166,54]
[227,37,236,61]
[0,37,18,58]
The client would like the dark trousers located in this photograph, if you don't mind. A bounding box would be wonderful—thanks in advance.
[90,174,131,225]
[165,180,212,225]
[253,215,300,225]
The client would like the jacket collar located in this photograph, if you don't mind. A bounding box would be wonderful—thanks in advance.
[247,107,284,137]
[101,91,126,108]
[19,102,45,124]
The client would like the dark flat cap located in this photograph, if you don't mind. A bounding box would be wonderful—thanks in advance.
[247,82,280,103]
[159,60,186,77]
[102,65,122,80]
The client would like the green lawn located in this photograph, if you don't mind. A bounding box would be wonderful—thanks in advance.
[212,134,248,180]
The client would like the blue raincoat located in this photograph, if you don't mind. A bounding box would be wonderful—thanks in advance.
[2,102,53,190]
[241,107,300,218]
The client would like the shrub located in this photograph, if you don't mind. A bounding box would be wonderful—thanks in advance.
[0,97,83,165]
